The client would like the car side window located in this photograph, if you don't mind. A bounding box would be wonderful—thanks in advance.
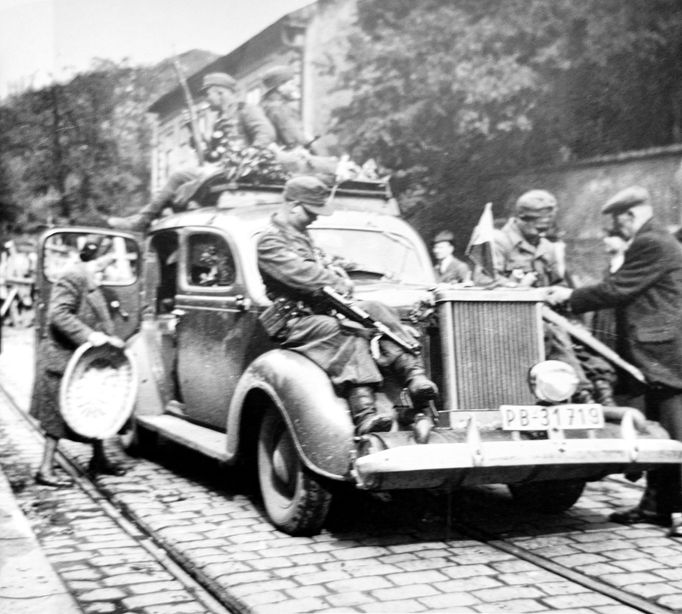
[187,233,236,287]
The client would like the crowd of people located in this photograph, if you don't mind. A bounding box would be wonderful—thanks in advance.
[432,185,682,530]
[11,61,682,531]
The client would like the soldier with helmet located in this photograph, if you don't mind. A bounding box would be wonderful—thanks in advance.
[548,186,682,529]
[260,65,315,152]
[493,189,616,405]
[493,189,563,287]
[431,230,470,283]
[257,176,439,435]
[109,72,275,233]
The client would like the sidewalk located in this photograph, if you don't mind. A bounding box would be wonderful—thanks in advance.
[0,325,82,614]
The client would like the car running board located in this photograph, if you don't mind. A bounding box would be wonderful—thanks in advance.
[136,414,228,462]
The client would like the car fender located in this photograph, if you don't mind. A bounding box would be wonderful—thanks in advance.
[227,349,355,480]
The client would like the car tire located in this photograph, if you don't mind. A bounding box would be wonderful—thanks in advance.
[508,479,585,513]
[257,406,332,536]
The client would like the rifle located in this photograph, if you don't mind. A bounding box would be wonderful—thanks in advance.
[542,305,646,384]
[322,286,420,354]
[172,58,205,165]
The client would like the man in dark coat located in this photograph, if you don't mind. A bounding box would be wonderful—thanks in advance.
[30,237,127,487]
[109,72,276,233]
[431,230,470,283]
[547,185,682,527]
[257,176,438,435]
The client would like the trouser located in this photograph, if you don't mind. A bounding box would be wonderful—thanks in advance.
[281,300,419,390]
[140,165,217,219]
[638,386,682,515]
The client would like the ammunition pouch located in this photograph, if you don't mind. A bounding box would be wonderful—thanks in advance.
[259,298,306,340]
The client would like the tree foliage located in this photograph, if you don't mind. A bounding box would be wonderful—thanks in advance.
[0,50,215,231]
[332,0,682,236]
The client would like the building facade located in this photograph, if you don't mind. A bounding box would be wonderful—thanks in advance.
[147,0,358,190]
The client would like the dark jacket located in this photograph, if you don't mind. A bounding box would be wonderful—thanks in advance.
[570,219,682,389]
[42,263,115,375]
[434,256,470,284]
[257,212,348,302]
[204,103,275,162]
[261,95,308,150]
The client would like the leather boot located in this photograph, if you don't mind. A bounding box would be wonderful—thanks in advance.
[107,212,153,233]
[347,386,393,435]
[392,354,438,407]
[593,379,616,406]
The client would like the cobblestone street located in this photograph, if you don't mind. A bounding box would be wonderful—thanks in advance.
[2,325,682,613]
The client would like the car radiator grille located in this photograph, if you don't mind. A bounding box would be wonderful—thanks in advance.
[436,292,544,413]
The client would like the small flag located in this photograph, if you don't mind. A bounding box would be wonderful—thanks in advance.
[465,202,496,280]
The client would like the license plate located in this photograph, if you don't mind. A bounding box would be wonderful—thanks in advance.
[500,404,604,431]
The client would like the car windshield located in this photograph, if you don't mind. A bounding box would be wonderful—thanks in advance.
[309,228,428,284]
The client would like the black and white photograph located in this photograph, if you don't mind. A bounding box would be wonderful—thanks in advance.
[1,1,682,613]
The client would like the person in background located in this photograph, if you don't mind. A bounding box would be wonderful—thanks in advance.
[260,65,316,152]
[257,176,438,435]
[108,72,275,233]
[30,237,127,487]
[431,230,470,283]
[547,186,682,528]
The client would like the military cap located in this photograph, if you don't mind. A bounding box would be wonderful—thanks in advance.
[601,186,650,215]
[200,72,236,93]
[515,190,558,218]
[432,230,455,245]
[284,176,333,215]
[262,65,295,95]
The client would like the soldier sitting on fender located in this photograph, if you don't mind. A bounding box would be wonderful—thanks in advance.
[109,72,276,233]
[492,189,617,405]
[257,176,438,435]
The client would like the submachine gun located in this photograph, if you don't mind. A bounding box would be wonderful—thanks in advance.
[321,286,420,355]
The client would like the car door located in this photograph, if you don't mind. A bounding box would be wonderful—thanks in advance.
[172,227,261,429]
[36,228,142,347]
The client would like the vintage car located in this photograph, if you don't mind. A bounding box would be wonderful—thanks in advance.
[36,175,682,535]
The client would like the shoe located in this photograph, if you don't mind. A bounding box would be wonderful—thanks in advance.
[88,459,127,476]
[355,413,393,436]
[35,471,73,488]
[609,507,671,527]
[407,373,439,408]
[107,213,150,233]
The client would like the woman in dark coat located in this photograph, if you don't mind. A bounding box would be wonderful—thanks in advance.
[30,238,127,487]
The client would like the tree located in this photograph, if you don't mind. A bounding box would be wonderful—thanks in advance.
[332,0,682,243]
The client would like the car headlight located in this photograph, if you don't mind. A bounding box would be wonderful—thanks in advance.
[528,360,579,403]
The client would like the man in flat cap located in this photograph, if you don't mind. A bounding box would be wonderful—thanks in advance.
[493,189,616,405]
[109,72,275,233]
[547,185,682,528]
[432,230,470,283]
[257,176,438,435]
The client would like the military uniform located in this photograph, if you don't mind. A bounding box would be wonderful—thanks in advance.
[257,176,438,434]
[493,192,615,399]
[492,217,564,286]
[257,212,412,388]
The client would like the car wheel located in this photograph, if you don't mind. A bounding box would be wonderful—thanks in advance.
[257,406,332,535]
[508,479,585,513]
